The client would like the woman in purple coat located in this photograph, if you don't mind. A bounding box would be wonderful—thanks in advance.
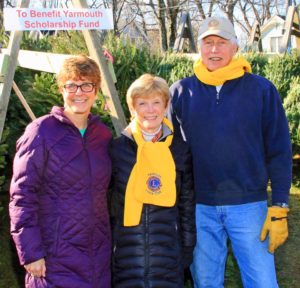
[9,55,112,288]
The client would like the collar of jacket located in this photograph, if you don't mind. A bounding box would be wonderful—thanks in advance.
[50,106,98,127]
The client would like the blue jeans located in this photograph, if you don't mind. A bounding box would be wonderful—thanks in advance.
[190,201,278,288]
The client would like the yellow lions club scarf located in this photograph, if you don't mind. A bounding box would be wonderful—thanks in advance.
[124,118,176,226]
[193,57,252,86]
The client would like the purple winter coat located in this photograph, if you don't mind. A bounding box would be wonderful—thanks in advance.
[9,106,112,288]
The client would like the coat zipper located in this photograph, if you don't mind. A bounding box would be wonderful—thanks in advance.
[216,90,220,104]
[216,85,222,105]
[82,126,96,287]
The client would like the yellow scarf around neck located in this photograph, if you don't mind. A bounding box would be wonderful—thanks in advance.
[123,118,176,226]
[193,57,252,86]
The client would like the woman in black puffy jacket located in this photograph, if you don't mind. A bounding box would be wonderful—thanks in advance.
[109,74,196,288]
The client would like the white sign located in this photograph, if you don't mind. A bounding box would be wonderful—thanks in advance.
[4,8,114,31]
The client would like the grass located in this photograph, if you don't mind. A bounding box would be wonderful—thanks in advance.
[275,185,300,288]
[1,186,300,287]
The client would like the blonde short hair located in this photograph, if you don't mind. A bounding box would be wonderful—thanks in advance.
[57,55,101,91]
[126,74,170,111]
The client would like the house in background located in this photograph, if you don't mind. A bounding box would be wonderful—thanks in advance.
[260,15,300,53]
[121,21,150,47]
[261,15,285,52]
[121,20,162,52]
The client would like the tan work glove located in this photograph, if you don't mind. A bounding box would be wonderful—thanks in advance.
[260,207,289,253]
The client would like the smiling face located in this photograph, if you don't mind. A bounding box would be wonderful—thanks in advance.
[132,93,167,133]
[62,78,97,117]
[200,35,238,71]
[126,74,170,134]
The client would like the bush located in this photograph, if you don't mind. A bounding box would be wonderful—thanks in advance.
[243,52,268,76]
[156,53,194,85]
[0,133,8,197]
[0,11,9,48]
[23,72,62,117]
[0,129,9,234]
[49,31,88,55]
[0,143,8,185]
[103,33,162,119]
[4,68,61,160]
[284,77,300,156]
[20,32,52,52]
[263,51,300,100]
[103,34,194,118]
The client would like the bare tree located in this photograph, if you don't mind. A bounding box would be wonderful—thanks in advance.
[166,0,180,48]
[145,0,189,51]
[216,0,239,23]
[1,0,293,52]
[3,0,15,7]
[234,0,287,38]
[157,0,168,51]
[194,0,216,19]
[0,10,2,29]
[235,0,252,35]
[112,0,127,35]
[145,0,167,51]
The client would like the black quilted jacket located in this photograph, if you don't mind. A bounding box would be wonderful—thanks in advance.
[109,132,196,288]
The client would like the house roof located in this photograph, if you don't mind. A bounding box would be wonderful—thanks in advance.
[122,21,150,44]
[261,15,285,33]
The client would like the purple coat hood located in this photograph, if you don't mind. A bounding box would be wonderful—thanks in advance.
[9,107,112,288]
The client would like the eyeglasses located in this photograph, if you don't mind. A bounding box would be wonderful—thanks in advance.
[63,83,95,93]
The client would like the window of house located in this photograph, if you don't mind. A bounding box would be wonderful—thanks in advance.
[270,36,282,52]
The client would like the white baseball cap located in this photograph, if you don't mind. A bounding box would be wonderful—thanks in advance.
[198,17,237,40]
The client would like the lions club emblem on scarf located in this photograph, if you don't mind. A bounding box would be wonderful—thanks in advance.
[146,174,162,195]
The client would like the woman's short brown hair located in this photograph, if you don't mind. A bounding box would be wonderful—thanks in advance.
[57,55,101,91]
[126,74,170,111]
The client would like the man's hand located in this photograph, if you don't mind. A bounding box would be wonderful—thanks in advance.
[24,258,46,278]
[260,207,289,253]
